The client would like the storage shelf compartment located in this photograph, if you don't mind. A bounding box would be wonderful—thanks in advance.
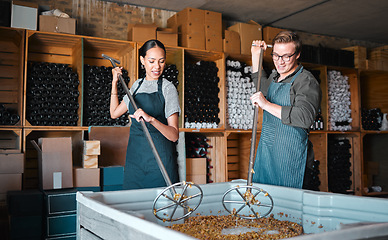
[327,132,361,195]
[362,133,388,196]
[82,37,136,127]
[182,49,225,131]
[326,67,360,131]
[226,132,259,182]
[23,128,85,189]
[360,70,388,131]
[0,128,22,153]
[224,54,264,131]
[24,31,83,127]
[309,132,328,192]
[0,27,25,127]
[184,132,226,183]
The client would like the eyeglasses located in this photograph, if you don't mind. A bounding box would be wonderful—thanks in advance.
[271,52,297,62]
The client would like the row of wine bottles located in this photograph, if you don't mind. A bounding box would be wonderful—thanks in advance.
[328,138,353,193]
[26,61,80,126]
[0,104,20,125]
[138,64,179,89]
[361,108,383,130]
[304,159,321,191]
[226,58,256,130]
[184,61,220,129]
[186,134,213,183]
[83,64,130,126]
[328,70,352,131]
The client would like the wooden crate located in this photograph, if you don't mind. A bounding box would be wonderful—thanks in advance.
[342,46,367,69]
[367,46,388,71]
[184,132,225,183]
[183,49,225,130]
[0,128,22,153]
[226,132,259,181]
[23,129,84,189]
[83,36,137,84]
[0,27,25,126]
[24,31,83,127]
[309,133,328,192]
[360,70,388,117]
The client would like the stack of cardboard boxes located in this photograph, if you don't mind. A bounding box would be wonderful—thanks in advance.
[167,7,223,52]
[73,140,101,190]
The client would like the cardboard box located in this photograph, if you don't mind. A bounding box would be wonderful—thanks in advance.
[228,21,262,55]
[73,167,100,187]
[127,23,157,43]
[31,138,73,190]
[186,158,206,175]
[82,154,98,168]
[186,174,206,184]
[157,28,178,46]
[204,10,222,52]
[176,7,205,49]
[263,26,284,56]
[83,140,100,155]
[0,153,24,173]
[167,14,178,32]
[223,30,241,54]
[39,15,76,34]
[0,173,22,193]
[11,0,38,30]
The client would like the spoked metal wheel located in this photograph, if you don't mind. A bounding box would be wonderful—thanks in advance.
[222,185,274,220]
[153,181,203,222]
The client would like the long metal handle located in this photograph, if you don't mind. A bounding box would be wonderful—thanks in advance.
[246,48,264,186]
[102,54,173,188]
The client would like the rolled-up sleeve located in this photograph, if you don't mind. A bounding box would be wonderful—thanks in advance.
[281,72,322,129]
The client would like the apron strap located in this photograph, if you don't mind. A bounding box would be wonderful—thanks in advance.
[133,78,145,96]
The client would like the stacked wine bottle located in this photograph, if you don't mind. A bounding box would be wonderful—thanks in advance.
[138,64,179,89]
[328,138,353,193]
[328,70,352,131]
[361,108,383,130]
[26,62,80,126]
[304,159,321,191]
[83,64,130,126]
[226,59,256,130]
[0,104,20,125]
[185,134,213,183]
[184,61,220,129]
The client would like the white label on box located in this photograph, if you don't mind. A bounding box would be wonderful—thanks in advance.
[53,172,62,189]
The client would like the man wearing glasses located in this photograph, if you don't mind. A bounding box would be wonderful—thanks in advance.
[250,31,322,189]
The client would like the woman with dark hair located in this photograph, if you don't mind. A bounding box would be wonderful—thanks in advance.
[110,39,180,189]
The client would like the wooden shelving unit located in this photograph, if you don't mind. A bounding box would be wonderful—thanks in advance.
[1,26,387,196]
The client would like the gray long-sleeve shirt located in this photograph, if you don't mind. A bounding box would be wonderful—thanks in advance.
[252,64,322,130]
